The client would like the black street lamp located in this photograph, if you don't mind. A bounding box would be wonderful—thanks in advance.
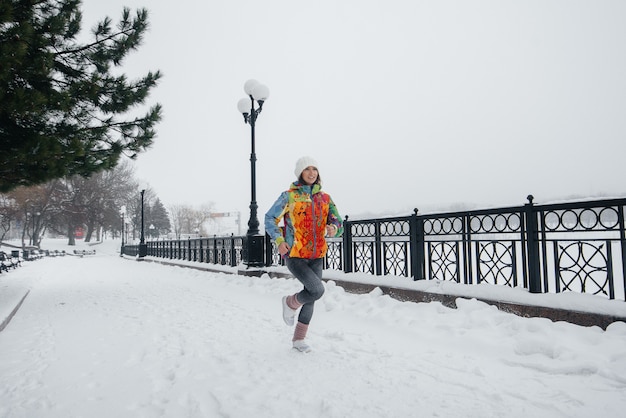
[139,189,147,257]
[120,206,126,256]
[237,79,270,267]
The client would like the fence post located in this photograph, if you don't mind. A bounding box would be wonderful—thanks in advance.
[410,208,425,280]
[342,215,353,273]
[374,220,382,275]
[264,233,273,266]
[618,203,626,301]
[525,195,542,293]
[212,235,217,264]
[230,234,237,267]
[464,213,472,285]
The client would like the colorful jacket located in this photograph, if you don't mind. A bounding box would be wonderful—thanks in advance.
[264,181,343,259]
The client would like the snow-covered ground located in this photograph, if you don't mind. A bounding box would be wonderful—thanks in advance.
[1,239,626,417]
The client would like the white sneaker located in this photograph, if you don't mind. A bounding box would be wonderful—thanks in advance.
[292,339,311,353]
[282,296,296,326]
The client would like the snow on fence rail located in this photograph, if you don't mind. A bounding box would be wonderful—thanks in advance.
[123,196,626,301]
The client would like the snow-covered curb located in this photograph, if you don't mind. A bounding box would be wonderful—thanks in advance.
[138,256,626,329]
[0,289,30,332]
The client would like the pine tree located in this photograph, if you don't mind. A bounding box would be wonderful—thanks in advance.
[0,0,162,192]
[148,197,170,237]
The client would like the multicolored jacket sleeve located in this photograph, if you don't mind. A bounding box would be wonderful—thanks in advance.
[328,197,343,237]
[264,191,289,246]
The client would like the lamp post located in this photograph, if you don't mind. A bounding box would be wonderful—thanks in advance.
[238,79,270,268]
[120,206,126,256]
[139,189,147,257]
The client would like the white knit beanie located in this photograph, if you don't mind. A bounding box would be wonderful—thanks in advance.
[294,156,319,179]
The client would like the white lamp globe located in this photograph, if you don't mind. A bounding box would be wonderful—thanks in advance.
[251,84,270,101]
[237,98,250,114]
[244,79,260,96]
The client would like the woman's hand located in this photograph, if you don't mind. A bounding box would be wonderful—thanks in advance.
[326,224,338,237]
[278,242,290,256]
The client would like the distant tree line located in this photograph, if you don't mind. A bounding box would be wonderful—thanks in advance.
[0,162,171,247]
[168,203,217,240]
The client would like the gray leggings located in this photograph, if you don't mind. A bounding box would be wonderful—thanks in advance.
[285,257,325,325]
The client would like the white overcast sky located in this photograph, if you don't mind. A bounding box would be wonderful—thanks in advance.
[80,0,626,219]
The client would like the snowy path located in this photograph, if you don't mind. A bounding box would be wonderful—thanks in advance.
[1,250,626,417]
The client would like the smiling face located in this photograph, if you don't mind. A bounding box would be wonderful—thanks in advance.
[300,166,319,186]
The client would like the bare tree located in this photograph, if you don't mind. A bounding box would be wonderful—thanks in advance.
[5,182,61,248]
[79,162,137,242]
[168,203,215,238]
[169,204,188,239]
[0,194,18,243]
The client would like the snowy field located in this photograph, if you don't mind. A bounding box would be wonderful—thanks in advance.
[1,239,626,418]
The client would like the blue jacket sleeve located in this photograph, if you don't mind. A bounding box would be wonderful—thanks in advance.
[264,191,289,245]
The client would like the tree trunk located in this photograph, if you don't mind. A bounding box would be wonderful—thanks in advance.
[21,221,27,249]
[67,225,76,246]
[84,223,94,243]
[35,226,47,248]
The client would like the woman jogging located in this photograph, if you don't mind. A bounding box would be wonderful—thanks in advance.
[264,156,343,352]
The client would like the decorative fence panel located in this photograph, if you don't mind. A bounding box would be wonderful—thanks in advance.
[535,201,626,299]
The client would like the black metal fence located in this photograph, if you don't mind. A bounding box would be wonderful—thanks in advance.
[122,196,626,301]
[141,235,244,266]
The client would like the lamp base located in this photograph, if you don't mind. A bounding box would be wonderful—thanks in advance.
[243,234,265,268]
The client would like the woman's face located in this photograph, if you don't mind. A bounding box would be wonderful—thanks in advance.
[301,166,318,185]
